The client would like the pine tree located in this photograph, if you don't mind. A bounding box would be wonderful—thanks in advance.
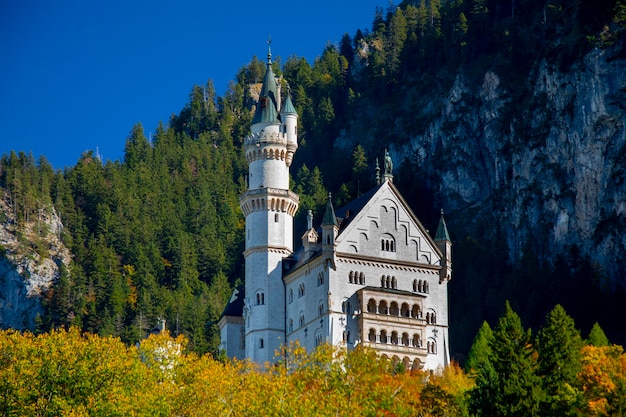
[467,321,498,416]
[465,320,493,374]
[586,321,609,346]
[471,301,541,416]
[536,304,584,416]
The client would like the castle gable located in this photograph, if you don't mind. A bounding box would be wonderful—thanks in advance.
[335,181,441,266]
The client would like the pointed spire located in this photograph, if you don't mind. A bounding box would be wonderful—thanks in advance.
[281,83,297,115]
[267,35,272,64]
[252,39,279,125]
[322,192,338,227]
[435,208,451,241]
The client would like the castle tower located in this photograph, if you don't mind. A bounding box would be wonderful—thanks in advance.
[239,44,299,363]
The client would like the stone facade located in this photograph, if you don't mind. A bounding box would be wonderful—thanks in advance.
[219,47,452,371]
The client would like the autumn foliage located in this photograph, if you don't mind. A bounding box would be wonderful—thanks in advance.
[2,316,625,416]
[0,328,471,416]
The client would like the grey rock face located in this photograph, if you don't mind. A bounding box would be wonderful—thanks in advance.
[0,195,71,330]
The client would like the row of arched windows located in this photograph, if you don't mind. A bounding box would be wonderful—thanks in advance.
[412,279,429,293]
[349,271,365,284]
[368,328,420,347]
[368,298,422,318]
[381,275,397,289]
[381,237,396,252]
[367,328,437,354]
[366,298,437,323]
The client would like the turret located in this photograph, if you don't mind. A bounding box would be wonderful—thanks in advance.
[434,209,452,283]
[301,210,319,261]
[280,85,298,166]
[238,41,299,364]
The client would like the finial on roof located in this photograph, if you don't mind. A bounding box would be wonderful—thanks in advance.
[383,149,394,182]
[307,210,313,230]
[267,35,272,64]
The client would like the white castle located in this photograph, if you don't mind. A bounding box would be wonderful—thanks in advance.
[219,46,452,371]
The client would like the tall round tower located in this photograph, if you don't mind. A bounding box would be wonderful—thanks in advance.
[239,45,299,363]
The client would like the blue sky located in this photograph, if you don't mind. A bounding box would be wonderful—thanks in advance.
[0,0,387,169]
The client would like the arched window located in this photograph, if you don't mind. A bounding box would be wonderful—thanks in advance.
[256,291,265,305]
[418,280,423,292]
[288,319,293,333]
[315,331,323,347]
[259,338,264,349]
[380,330,388,344]
[274,213,279,222]
[367,299,376,313]
[413,279,418,292]
[318,302,324,317]
[299,313,305,327]
[402,332,410,346]
[412,334,421,348]
[390,302,399,316]
[381,235,396,252]
[298,283,305,297]
[359,272,365,285]
[289,289,293,304]
[424,281,429,293]
[381,276,385,287]
[391,331,399,345]
[349,271,354,283]
[401,303,410,317]
[391,276,397,289]
[317,272,324,286]
[379,300,388,315]
[368,328,376,342]
[412,304,421,319]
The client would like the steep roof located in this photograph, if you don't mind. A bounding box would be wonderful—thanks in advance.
[220,285,245,318]
[251,46,279,125]
[435,210,450,241]
[322,194,338,227]
[281,87,297,115]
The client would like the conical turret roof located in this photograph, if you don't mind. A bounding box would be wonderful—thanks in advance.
[435,209,450,241]
[252,44,280,125]
[322,193,338,227]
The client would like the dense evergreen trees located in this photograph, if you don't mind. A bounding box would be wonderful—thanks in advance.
[1,0,625,357]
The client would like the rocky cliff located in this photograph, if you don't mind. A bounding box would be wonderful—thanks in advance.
[0,194,71,330]
[343,45,626,286]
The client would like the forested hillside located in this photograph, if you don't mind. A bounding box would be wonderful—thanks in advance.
[1,0,626,358]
